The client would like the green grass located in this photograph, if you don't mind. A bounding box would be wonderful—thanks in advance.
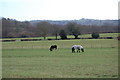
[2,39,118,78]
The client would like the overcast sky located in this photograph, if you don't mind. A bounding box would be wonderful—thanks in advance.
[0,0,119,21]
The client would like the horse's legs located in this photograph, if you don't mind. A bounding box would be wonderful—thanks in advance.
[73,50,75,53]
[77,49,80,53]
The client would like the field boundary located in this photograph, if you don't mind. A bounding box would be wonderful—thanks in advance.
[1,37,117,42]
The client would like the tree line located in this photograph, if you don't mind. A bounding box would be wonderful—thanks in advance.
[2,18,118,39]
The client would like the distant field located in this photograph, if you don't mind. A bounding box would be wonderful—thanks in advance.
[80,33,118,38]
[1,33,118,40]
[2,39,118,78]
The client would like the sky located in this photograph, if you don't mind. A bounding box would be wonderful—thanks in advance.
[0,0,119,21]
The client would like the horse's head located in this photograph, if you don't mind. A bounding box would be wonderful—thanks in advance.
[81,48,84,52]
[50,47,53,51]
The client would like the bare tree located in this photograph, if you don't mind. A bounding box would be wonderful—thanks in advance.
[36,21,50,40]
[2,18,16,37]
[51,24,61,39]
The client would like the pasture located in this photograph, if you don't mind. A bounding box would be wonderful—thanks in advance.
[2,39,118,78]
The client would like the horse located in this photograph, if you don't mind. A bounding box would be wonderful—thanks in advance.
[72,45,84,53]
[50,45,57,51]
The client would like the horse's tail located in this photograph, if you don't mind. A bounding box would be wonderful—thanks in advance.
[72,47,75,53]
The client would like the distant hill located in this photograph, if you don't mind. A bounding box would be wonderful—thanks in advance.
[29,18,118,26]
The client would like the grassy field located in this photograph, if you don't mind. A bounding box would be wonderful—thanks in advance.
[2,39,118,78]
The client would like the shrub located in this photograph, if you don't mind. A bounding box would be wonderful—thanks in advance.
[59,29,67,39]
[91,32,100,39]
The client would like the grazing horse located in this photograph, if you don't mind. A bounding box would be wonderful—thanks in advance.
[72,45,84,53]
[50,45,57,51]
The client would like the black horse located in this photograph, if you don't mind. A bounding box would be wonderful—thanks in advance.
[50,45,57,51]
